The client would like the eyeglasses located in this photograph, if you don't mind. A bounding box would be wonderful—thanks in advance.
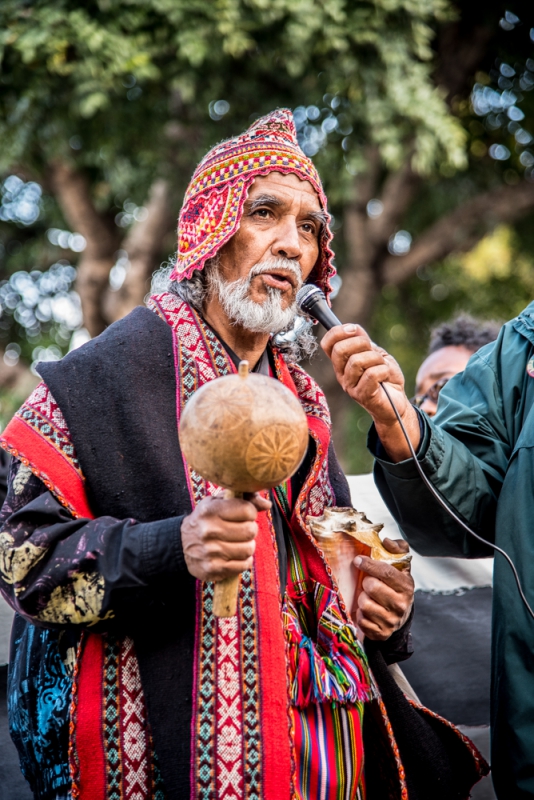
[411,376,450,409]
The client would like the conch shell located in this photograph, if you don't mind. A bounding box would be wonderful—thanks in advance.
[308,506,411,615]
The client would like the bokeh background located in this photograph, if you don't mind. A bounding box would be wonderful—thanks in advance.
[1,0,534,472]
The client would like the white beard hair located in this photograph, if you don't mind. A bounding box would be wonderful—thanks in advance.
[208,257,303,334]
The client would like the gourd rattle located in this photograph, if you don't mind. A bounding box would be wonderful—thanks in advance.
[179,361,308,616]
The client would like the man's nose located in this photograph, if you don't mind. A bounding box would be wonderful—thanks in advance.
[271,216,301,260]
[420,399,437,417]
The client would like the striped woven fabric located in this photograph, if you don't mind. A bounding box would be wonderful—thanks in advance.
[291,702,365,800]
[284,532,368,799]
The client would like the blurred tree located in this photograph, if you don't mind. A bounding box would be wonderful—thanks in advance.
[1,0,534,459]
[345,218,534,473]
[310,0,534,456]
[0,0,462,335]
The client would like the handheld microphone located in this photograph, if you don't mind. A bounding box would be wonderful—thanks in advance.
[298,283,534,622]
[296,285,342,330]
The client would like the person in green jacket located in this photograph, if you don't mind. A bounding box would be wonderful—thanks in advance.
[321,303,534,799]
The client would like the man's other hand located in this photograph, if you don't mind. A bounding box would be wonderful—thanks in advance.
[320,324,421,462]
[181,493,271,582]
[353,537,414,641]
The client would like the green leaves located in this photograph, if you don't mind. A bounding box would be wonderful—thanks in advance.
[0,0,461,165]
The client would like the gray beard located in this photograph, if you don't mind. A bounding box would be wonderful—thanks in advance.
[208,257,303,334]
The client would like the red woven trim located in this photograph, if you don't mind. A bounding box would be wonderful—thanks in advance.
[374,694,409,800]
[272,352,346,610]
[72,633,107,800]
[69,632,85,797]
[171,163,335,299]
[0,416,93,519]
[255,511,292,800]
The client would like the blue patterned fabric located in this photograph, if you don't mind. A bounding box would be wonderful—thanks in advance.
[8,614,75,798]
[2,459,77,799]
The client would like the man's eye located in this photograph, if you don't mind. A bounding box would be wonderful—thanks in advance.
[301,223,315,233]
[253,208,271,218]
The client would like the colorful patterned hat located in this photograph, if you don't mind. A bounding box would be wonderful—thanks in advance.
[170,109,336,298]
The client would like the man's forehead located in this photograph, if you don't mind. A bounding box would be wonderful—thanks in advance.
[247,172,321,208]
[416,345,473,388]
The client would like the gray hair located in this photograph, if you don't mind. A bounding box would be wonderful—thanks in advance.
[150,260,317,363]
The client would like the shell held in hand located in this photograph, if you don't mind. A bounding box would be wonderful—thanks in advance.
[308,506,411,614]
[179,366,309,493]
[309,506,412,569]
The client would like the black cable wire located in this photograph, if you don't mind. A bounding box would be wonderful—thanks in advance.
[295,285,534,620]
[379,381,534,622]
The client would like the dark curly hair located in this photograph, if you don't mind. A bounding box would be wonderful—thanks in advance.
[428,313,501,355]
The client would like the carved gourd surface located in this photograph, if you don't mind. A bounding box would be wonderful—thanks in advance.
[179,371,308,492]
[194,382,254,431]
[245,424,301,484]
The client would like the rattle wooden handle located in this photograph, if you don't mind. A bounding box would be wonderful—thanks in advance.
[212,489,244,618]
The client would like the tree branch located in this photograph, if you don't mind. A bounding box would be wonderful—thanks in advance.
[383,180,534,285]
[369,163,421,248]
[48,161,120,337]
[47,161,118,257]
[103,179,174,322]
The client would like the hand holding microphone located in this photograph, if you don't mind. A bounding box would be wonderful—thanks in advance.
[297,285,534,623]
[297,286,420,461]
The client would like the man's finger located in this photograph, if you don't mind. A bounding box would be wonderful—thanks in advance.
[207,496,259,522]
[342,350,387,384]
[243,492,272,511]
[354,608,389,641]
[382,537,410,555]
[360,576,409,615]
[358,591,399,625]
[354,555,412,592]
[329,335,379,370]
[204,520,258,542]
[206,538,256,562]
[321,324,371,358]
[210,557,255,581]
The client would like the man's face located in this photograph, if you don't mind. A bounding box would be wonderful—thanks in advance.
[215,172,324,311]
[415,345,473,416]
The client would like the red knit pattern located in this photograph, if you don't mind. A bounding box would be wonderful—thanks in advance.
[170,109,336,300]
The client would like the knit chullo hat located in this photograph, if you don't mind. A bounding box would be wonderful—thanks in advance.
[170,109,336,299]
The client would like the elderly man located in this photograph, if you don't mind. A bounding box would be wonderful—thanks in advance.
[0,111,484,800]
[322,304,534,798]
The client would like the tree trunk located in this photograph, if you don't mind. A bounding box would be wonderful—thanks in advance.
[311,161,421,458]
[103,179,174,323]
[48,161,120,337]
[48,164,176,336]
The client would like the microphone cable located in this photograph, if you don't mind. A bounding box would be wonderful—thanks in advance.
[297,284,534,622]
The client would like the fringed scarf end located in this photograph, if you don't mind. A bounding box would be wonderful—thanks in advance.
[284,584,373,709]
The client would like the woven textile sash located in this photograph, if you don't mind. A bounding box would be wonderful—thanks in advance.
[281,512,369,799]
[0,384,165,798]
[0,293,349,800]
[148,292,350,800]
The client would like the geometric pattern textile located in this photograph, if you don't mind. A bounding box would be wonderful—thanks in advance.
[0,297,491,800]
[170,109,336,300]
[148,292,370,800]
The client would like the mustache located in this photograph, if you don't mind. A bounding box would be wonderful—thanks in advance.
[247,257,303,287]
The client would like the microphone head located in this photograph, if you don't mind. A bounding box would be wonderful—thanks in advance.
[296,284,325,315]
